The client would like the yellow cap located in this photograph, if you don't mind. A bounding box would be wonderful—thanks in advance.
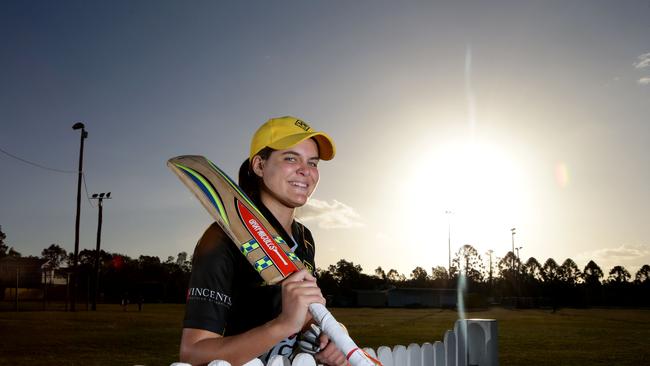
[249,116,336,162]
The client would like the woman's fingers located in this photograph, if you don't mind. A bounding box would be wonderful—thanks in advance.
[278,269,325,334]
[315,338,348,366]
[284,269,317,283]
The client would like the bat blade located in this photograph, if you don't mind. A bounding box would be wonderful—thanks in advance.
[167,155,303,284]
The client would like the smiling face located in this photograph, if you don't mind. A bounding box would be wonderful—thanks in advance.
[251,138,320,210]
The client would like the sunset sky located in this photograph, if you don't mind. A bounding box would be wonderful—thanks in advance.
[2,1,649,277]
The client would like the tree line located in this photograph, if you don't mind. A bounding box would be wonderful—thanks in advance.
[316,244,650,308]
[1,226,191,304]
[1,226,648,307]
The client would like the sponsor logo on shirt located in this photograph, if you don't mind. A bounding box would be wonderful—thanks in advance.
[187,287,232,307]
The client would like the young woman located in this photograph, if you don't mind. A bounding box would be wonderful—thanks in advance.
[180,116,346,366]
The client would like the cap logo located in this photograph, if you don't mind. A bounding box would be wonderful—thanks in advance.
[294,119,311,132]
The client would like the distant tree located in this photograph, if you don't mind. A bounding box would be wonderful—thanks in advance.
[0,226,21,258]
[523,257,544,281]
[176,251,191,272]
[41,244,67,269]
[411,266,429,286]
[582,260,604,285]
[386,269,405,283]
[448,265,458,280]
[78,249,99,266]
[542,258,560,282]
[608,266,631,283]
[452,244,484,282]
[410,266,428,281]
[498,252,519,279]
[635,264,650,283]
[374,266,386,281]
[139,255,162,266]
[431,266,449,281]
[559,258,582,285]
[328,259,363,288]
[315,268,338,296]
[0,225,7,257]
[7,247,21,257]
[485,250,495,284]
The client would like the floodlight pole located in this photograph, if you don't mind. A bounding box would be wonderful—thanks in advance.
[90,192,111,311]
[510,228,516,271]
[446,210,453,276]
[486,249,494,288]
[71,122,88,312]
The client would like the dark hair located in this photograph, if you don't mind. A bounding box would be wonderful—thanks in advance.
[238,147,274,199]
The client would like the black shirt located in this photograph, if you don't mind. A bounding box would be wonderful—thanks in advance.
[183,201,316,359]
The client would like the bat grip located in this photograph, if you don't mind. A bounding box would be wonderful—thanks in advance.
[308,303,381,366]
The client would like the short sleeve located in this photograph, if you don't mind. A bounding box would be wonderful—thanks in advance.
[183,223,235,335]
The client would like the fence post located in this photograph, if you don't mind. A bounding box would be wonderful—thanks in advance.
[393,345,407,366]
[432,341,445,366]
[420,342,433,366]
[443,330,455,366]
[407,343,421,366]
[377,346,393,366]
[466,319,499,366]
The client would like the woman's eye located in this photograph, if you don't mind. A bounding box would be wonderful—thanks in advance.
[309,162,318,168]
[285,157,296,162]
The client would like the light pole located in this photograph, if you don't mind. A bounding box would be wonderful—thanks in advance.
[445,210,453,276]
[90,192,111,311]
[510,228,516,272]
[71,122,88,312]
[515,246,523,298]
[486,249,494,286]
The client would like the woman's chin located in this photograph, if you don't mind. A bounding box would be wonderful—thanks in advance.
[286,196,309,208]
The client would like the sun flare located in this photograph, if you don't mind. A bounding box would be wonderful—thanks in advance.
[403,139,528,262]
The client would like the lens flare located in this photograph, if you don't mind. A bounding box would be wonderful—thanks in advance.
[555,163,569,188]
[457,273,468,364]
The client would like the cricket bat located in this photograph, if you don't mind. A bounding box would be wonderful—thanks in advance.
[167,155,381,366]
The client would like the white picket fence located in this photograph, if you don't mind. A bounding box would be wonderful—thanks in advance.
[171,319,498,366]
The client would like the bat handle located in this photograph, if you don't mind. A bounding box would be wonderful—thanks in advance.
[308,303,382,366]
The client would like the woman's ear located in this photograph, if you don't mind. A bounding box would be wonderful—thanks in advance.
[251,155,264,177]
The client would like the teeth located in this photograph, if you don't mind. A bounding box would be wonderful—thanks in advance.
[290,182,307,188]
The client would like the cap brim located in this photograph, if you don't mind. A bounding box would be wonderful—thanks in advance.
[268,132,336,160]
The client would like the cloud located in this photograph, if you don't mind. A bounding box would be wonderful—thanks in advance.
[577,244,650,271]
[634,52,650,69]
[638,77,650,85]
[296,199,364,229]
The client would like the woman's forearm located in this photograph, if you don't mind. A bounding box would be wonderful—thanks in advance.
[180,317,293,366]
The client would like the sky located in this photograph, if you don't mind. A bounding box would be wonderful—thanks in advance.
[1,0,649,277]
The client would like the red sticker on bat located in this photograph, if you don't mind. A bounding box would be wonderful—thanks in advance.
[237,200,298,277]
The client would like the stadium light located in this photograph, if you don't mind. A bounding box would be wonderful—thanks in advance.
[89,192,111,311]
[71,122,88,312]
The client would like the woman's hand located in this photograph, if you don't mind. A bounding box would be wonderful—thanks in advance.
[315,333,348,366]
[276,269,325,335]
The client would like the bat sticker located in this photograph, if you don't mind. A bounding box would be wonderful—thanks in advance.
[236,199,298,276]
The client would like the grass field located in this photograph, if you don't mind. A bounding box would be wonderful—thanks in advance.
[0,305,648,366]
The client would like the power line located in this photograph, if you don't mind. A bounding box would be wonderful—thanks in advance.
[0,145,97,207]
[0,146,77,174]
[82,173,96,208]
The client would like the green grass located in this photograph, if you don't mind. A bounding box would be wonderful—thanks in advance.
[0,305,648,366]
